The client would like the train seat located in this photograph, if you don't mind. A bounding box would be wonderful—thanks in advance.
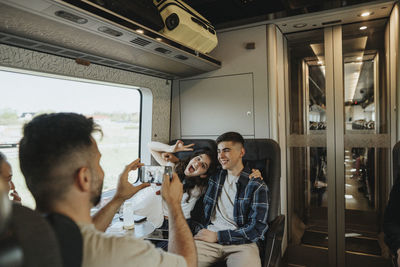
[0,184,23,267]
[8,204,63,267]
[169,138,284,267]
[46,212,83,267]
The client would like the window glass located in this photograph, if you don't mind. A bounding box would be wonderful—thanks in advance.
[0,70,141,209]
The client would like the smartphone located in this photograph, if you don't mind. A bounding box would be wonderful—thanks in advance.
[145,229,169,241]
[138,165,172,184]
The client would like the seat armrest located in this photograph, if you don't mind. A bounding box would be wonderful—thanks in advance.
[263,215,285,267]
[268,215,285,236]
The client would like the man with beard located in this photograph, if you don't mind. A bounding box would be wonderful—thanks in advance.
[19,113,196,267]
[0,152,21,203]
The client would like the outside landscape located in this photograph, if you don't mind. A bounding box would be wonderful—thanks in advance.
[0,70,141,209]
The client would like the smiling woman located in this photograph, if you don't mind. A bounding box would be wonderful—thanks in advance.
[0,69,141,209]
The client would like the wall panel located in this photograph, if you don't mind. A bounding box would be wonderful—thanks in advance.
[171,25,269,139]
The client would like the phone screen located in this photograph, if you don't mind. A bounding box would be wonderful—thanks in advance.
[138,165,172,183]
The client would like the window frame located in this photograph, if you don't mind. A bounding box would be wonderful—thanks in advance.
[0,66,153,197]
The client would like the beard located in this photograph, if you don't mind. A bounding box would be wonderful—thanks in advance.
[90,183,102,206]
[90,170,103,206]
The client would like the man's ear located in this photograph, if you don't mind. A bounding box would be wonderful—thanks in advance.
[240,147,245,158]
[76,167,91,192]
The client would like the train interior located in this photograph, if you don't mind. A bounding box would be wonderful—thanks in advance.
[0,0,400,266]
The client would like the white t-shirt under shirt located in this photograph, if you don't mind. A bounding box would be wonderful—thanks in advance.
[77,222,187,267]
[207,173,239,232]
[163,186,202,219]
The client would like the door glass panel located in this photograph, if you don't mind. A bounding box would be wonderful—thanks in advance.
[287,29,329,255]
[341,19,390,258]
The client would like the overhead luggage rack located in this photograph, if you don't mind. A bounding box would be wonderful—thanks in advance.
[0,0,221,79]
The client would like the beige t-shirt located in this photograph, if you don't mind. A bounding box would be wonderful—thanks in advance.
[77,222,187,267]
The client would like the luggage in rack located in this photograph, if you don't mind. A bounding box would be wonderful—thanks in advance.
[86,0,165,31]
[154,0,218,54]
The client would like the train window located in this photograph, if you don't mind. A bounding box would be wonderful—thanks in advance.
[0,69,141,209]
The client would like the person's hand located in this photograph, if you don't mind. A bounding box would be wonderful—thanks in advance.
[114,159,149,202]
[9,181,21,203]
[173,140,194,153]
[161,172,183,207]
[161,152,180,163]
[397,248,400,267]
[194,229,218,243]
[249,169,263,180]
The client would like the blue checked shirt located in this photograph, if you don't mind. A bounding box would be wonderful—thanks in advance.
[202,166,269,245]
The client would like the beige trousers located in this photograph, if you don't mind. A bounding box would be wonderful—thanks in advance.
[195,240,261,267]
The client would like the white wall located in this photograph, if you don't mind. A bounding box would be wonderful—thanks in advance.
[266,24,289,253]
[171,25,269,140]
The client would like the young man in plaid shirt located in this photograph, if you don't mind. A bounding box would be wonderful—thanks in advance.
[194,132,269,267]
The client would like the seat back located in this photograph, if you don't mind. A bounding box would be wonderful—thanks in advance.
[46,213,83,267]
[10,205,63,267]
[0,186,23,267]
[170,139,217,161]
[242,139,283,267]
[242,139,281,223]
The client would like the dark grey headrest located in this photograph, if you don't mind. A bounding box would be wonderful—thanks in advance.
[11,205,63,266]
[243,139,281,223]
[169,139,217,161]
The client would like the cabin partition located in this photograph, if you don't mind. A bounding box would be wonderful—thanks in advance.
[284,5,400,266]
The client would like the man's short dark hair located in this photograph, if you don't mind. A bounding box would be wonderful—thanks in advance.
[216,132,244,146]
[19,113,102,212]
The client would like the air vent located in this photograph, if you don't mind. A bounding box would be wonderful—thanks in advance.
[98,26,123,37]
[55,10,87,24]
[6,37,36,46]
[322,20,342,25]
[155,47,172,54]
[175,55,188,60]
[130,37,151,46]
[82,55,102,62]
[60,50,83,58]
[101,59,118,65]
[130,67,144,71]
[117,63,131,69]
[36,45,62,53]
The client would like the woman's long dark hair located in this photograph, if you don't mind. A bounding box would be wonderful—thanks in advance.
[174,148,217,202]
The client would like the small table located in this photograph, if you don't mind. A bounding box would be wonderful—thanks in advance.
[106,214,155,239]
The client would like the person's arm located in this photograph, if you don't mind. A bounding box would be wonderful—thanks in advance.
[148,141,194,166]
[384,180,400,260]
[92,159,149,232]
[214,183,269,245]
[161,152,180,164]
[162,173,197,267]
[249,169,263,180]
[397,248,400,267]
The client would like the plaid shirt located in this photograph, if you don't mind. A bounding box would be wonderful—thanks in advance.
[202,167,269,245]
